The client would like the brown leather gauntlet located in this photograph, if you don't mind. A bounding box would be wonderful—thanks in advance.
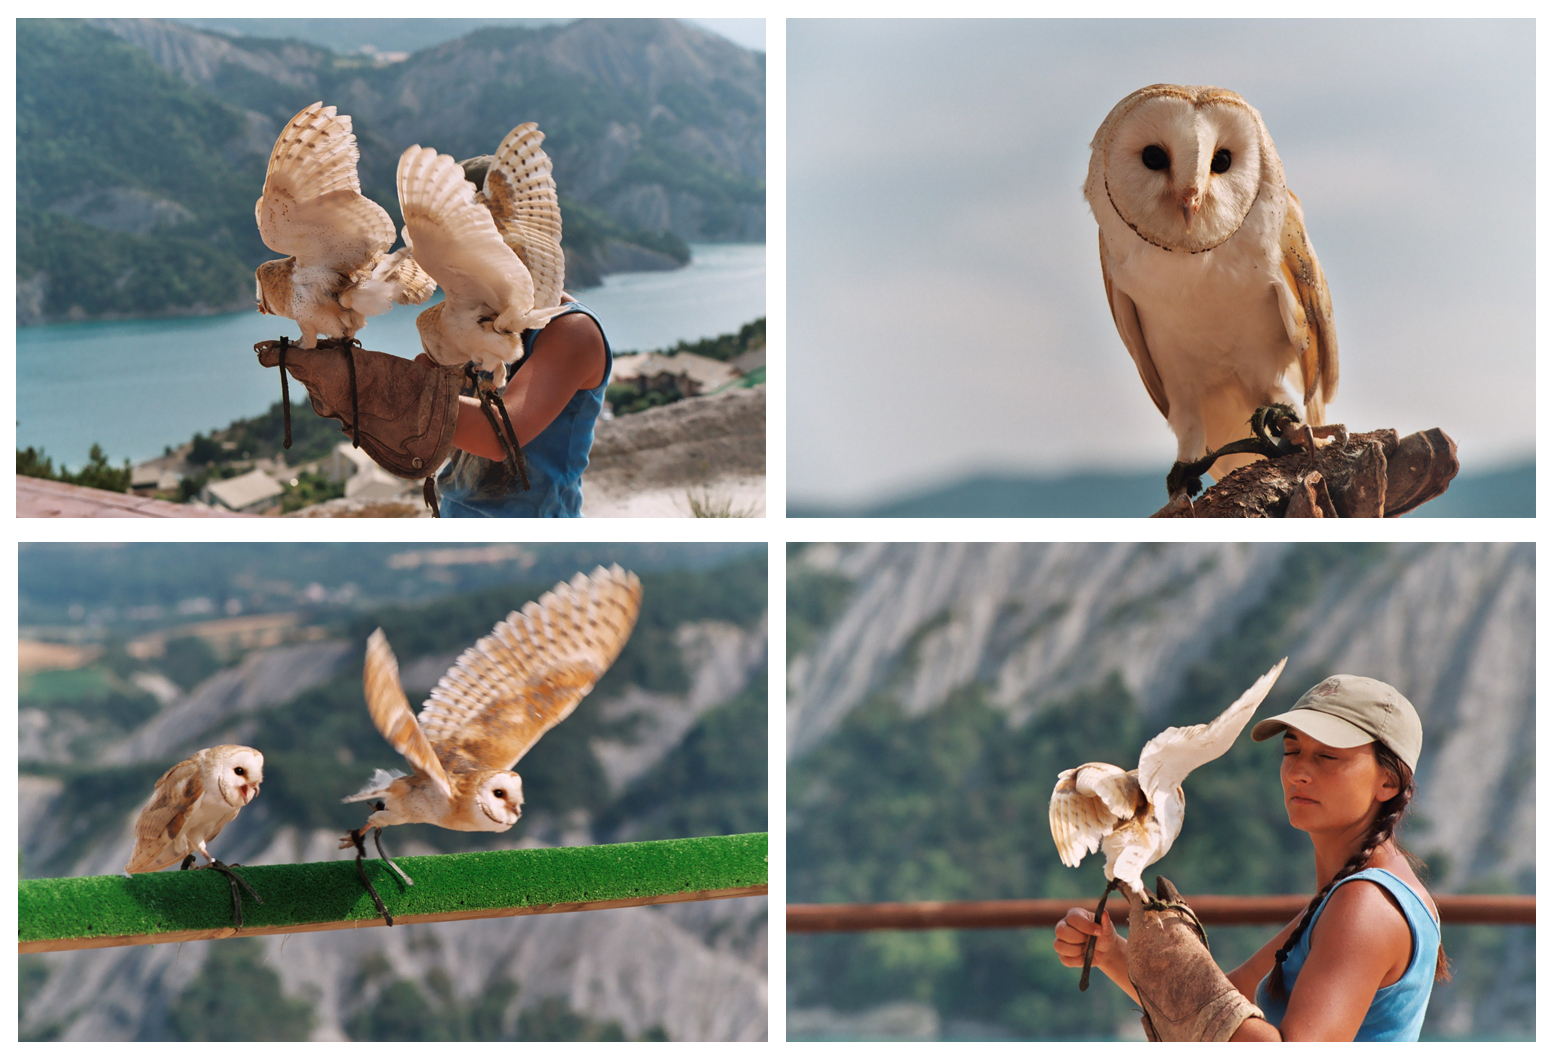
[1125,876,1267,1042]
[256,338,462,480]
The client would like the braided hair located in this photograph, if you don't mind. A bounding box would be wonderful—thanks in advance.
[1266,741,1449,1001]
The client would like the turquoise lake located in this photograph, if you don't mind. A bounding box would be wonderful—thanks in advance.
[17,243,765,469]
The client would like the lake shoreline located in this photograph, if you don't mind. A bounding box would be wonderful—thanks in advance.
[18,243,764,468]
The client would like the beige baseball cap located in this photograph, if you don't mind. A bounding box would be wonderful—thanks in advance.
[1250,674,1422,773]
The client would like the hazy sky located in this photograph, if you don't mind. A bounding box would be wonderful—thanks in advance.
[788,20,1533,507]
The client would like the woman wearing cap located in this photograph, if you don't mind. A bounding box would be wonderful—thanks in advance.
[1054,674,1447,1041]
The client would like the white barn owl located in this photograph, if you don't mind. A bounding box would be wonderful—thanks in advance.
[1049,658,1286,986]
[1084,85,1337,501]
[341,565,642,924]
[398,123,570,391]
[125,745,265,926]
[255,102,436,347]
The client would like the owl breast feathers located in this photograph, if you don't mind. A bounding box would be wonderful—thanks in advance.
[254,101,435,348]
[1084,85,1337,481]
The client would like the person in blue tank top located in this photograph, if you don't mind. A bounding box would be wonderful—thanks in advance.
[431,297,611,518]
[1055,674,1448,1040]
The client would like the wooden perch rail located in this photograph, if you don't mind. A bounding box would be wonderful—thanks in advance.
[1153,427,1459,518]
[21,833,767,953]
[787,893,1533,932]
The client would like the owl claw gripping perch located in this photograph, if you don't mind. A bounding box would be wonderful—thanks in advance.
[341,566,643,926]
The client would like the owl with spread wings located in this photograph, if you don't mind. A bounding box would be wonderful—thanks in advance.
[397,123,570,478]
[255,101,436,348]
[125,744,265,927]
[341,565,642,924]
[1049,657,1286,988]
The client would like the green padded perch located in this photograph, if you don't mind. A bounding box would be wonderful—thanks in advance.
[20,832,768,952]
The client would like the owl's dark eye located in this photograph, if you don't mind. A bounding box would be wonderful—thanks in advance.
[494,789,505,799]
[1211,149,1232,174]
[234,767,245,776]
[1141,145,1169,171]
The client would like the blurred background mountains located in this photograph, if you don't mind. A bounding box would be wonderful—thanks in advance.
[786,461,1535,518]
[787,542,1532,1040]
[20,542,767,1041]
[17,18,764,324]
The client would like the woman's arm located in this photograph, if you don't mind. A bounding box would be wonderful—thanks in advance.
[1232,881,1412,1042]
[1052,907,1140,1004]
[451,309,608,460]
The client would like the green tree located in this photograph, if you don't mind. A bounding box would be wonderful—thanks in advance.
[167,938,315,1041]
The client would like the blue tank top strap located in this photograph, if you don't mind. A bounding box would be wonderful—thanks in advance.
[436,301,612,518]
[1253,867,1439,1041]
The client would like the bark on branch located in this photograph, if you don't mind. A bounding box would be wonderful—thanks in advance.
[1152,428,1459,518]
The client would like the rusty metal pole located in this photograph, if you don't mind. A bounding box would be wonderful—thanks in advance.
[787,894,1534,932]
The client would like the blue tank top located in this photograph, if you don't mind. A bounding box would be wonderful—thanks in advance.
[1255,868,1439,1041]
[436,302,612,518]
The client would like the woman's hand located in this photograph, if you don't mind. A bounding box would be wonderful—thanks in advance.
[1053,906,1120,968]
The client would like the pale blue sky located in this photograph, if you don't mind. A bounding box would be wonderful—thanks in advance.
[788,19,1533,508]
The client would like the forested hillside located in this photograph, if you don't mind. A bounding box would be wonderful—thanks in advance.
[18,18,764,323]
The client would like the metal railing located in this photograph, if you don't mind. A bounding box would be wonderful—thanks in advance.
[788,894,1534,932]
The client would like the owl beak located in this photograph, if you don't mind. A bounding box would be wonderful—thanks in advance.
[1180,188,1201,231]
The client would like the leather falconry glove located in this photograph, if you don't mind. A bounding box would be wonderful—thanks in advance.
[255,338,462,483]
[1124,875,1267,1042]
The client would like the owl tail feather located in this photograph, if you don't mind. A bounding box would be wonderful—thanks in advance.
[342,768,407,803]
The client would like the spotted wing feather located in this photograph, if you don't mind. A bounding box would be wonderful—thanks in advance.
[255,102,395,272]
[1279,194,1338,420]
[363,628,453,798]
[125,758,204,874]
[1137,657,1287,805]
[398,145,533,322]
[1050,762,1138,869]
[480,123,565,310]
[418,566,643,771]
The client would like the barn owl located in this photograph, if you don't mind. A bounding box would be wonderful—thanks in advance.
[255,102,436,348]
[340,565,642,924]
[1050,658,1286,987]
[125,745,265,926]
[398,125,569,477]
[1084,85,1337,501]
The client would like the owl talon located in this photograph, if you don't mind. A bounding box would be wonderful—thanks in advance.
[194,859,262,929]
[372,826,415,889]
[347,827,395,927]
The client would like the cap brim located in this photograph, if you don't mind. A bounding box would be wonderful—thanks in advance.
[1250,709,1376,749]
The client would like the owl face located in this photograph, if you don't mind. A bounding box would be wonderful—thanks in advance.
[212,747,265,809]
[1096,86,1268,254]
[471,771,524,831]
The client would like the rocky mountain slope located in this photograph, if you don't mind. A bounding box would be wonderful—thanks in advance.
[787,542,1533,1040]
[19,18,763,323]
[21,553,767,1040]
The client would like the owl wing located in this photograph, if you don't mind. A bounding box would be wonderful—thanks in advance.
[479,123,566,310]
[1137,657,1287,806]
[363,629,453,798]
[255,102,395,272]
[417,566,643,772]
[398,145,532,318]
[125,757,203,874]
[1050,763,1137,868]
[1099,229,1169,417]
[1277,192,1339,419]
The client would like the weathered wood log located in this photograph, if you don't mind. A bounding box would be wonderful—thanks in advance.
[1152,427,1459,518]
